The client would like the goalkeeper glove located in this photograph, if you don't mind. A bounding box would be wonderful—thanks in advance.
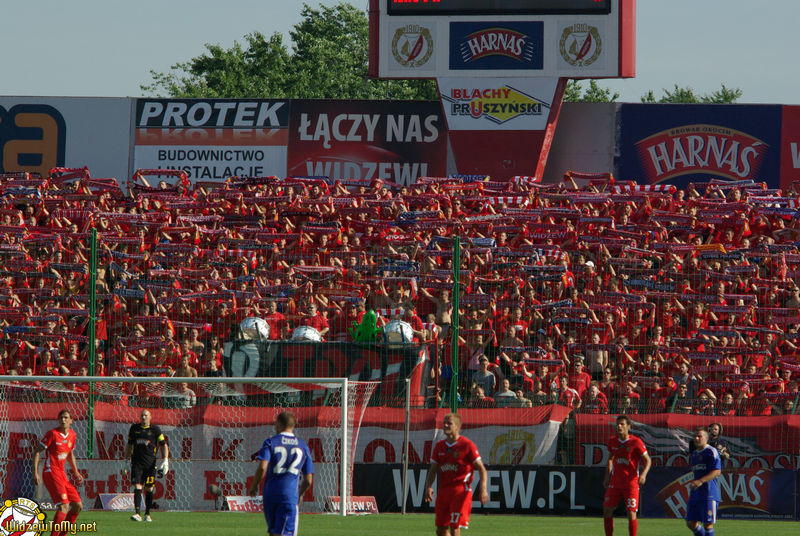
[157,459,169,478]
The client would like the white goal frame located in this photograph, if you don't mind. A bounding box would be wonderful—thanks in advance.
[0,376,375,517]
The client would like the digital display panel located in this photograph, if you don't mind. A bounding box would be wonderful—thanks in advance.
[387,0,612,16]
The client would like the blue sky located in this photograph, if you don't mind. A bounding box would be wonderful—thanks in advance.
[0,0,796,103]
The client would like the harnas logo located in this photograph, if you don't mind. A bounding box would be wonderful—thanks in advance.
[460,28,533,63]
[450,22,543,71]
[635,124,768,183]
[0,105,67,178]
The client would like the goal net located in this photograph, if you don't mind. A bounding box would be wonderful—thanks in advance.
[0,376,377,515]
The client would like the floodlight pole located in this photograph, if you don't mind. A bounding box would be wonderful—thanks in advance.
[450,237,460,413]
[87,228,98,458]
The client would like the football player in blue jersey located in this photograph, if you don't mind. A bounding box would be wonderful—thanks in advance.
[248,412,314,536]
[686,427,722,536]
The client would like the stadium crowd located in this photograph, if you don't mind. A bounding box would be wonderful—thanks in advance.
[0,167,799,415]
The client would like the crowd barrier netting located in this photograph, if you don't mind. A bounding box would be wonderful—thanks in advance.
[0,168,799,475]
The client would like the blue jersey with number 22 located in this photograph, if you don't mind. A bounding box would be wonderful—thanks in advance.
[256,432,314,503]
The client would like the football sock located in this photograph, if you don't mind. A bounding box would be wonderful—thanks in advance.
[65,510,79,524]
[628,518,637,536]
[704,528,714,536]
[604,517,613,536]
[51,509,66,536]
[134,489,142,514]
[692,525,705,536]
[145,489,154,515]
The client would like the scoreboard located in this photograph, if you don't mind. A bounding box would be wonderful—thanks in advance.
[370,0,635,79]
[387,0,612,16]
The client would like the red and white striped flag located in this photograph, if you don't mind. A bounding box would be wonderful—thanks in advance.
[611,184,676,194]
[486,196,528,206]
[376,308,404,319]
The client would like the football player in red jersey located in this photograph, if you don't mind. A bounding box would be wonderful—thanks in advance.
[603,415,651,536]
[424,413,489,536]
[32,409,84,536]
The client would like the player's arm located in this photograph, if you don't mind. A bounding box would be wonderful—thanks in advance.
[31,442,46,486]
[689,467,721,489]
[157,434,170,476]
[160,439,169,462]
[603,455,613,488]
[298,473,313,503]
[424,461,440,503]
[690,451,722,489]
[473,457,489,506]
[247,459,268,496]
[126,426,135,461]
[638,450,652,486]
[68,448,84,485]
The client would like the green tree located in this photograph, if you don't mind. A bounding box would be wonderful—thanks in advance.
[640,83,742,103]
[141,2,437,100]
[564,80,620,102]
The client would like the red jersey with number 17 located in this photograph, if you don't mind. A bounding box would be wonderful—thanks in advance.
[607,434,647,488]
[431,436,481,491]
[40,428,77,477]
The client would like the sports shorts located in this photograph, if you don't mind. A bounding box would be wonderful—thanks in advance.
[130,461,157,487]
[43,471,81,505]
[435,485,473,529]
[686,497,717,525]
[263,501,298,536]
[603,483,640,512]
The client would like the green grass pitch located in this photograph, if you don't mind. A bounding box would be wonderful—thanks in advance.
[71,511,798,535]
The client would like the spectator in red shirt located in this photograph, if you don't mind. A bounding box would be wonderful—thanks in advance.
[297,302,329,339]
[599,368,616,401]
[581,381,609,414]
[402,302,426,342]
[503,306,529,341]
[739,388,772,416]
[618,395,639,415]
[621,383,641,409]
[178,340,199,369]
[716,391,737,416]
[557,375,582,410]
[568,357,592,397]
[263,300,289,340]
[468,385,496,408]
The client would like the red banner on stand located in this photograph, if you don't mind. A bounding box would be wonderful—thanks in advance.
[438,78,566,179]
[287,100,447,186]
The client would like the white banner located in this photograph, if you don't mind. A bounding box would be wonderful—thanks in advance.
[437,78,559,131]
[133,144,285,181]
[0,97,131,181]
[133,99,290,183]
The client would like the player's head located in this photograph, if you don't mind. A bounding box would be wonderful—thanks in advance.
[275,411,296,433]
[693,427,710,449]
[708,422,722,438]
[615,415,631,438]
[443,413,462,439]
[57,409,73,430]
[140,409,152,427]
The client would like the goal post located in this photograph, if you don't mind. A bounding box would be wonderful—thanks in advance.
[0,376,377,516]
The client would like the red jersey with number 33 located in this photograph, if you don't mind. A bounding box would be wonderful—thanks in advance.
[431,436,481,490]
[607,434,647,488]
[40,428,76,476]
